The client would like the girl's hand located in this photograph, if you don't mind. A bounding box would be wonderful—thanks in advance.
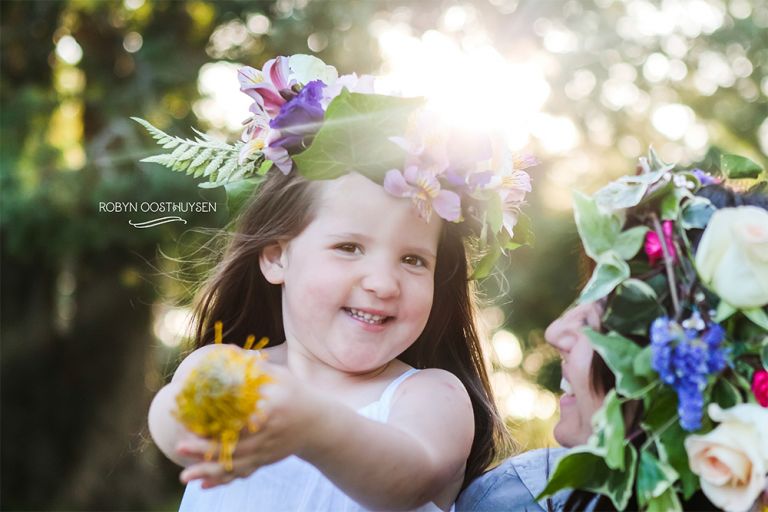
[176,362,326,488]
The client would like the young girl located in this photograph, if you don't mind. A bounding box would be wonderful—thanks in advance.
[148,170,506,511]
[143,54,533,511]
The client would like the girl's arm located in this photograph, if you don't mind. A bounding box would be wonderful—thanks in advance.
[179,366,475,510]
[302,369,475,510]
[147,344,231,467]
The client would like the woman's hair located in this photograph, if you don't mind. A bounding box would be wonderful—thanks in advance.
[189,170,506,488]
[564,183,767,511]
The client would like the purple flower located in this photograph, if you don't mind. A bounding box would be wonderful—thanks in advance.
[650,315,729,431]
[265,80,326,174]
[692,168,721,186]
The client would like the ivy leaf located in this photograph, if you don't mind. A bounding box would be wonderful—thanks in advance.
[572,191,622,259]
[642,387,677,432]
[634,346,654,378]
[681,196,715,229]
[592,169,668,212]
[585,328,655,398]
[578,251,630,304]
[537,444,637,511]
[660,185,691,221]
[589,390,626,470]
[646,486,683,512]
[292,91,425,181]
[603,278,664,336]
[637,450,679,509]
[659,421,700,499]
[711,378,742,409]
[720,154,763,179]
[614,225,649,260]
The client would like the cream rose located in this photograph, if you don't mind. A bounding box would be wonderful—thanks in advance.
[695,206,768,309]
[685,404,768,512]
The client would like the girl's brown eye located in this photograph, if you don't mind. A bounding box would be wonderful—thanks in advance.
[335,243,362,254]
[403,255,426,268]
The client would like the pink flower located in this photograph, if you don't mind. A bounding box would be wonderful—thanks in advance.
[239,114,270,164]
[645,220,677,265]
[238,57,292,118]
[383,166,461,223]
[753,370,768,408]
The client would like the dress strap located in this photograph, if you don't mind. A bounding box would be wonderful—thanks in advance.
[377,368,420,420]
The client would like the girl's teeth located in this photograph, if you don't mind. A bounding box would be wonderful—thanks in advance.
[347,308,386,324]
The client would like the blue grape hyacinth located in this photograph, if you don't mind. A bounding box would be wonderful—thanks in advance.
[650,312,728,431]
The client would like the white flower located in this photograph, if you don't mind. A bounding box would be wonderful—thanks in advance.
[685,403,768,512]
[287,54,338,86]
[695,206,768,309]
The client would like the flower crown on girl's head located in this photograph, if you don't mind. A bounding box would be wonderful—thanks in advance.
[539,148,768,512]
[133,54,538,278]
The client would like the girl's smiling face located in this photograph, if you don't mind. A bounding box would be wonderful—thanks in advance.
[544,301,606,447]
[260,173,442,374]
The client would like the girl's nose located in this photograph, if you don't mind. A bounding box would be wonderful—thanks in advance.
[360,265,400,299]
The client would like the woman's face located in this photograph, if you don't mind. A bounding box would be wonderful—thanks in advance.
[545,301,606,447]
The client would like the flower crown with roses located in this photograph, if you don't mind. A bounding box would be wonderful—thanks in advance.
[133,54,537,278]
[539,148,768,512]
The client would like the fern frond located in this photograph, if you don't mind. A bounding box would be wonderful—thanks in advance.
[132,117,266,187]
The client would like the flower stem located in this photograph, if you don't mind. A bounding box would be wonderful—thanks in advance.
[651,213,681,319]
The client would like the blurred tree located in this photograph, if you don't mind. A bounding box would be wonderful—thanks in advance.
[1,0,766,509]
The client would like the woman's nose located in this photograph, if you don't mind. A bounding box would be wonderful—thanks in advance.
[544,315,571,352]
[360,264,400,299]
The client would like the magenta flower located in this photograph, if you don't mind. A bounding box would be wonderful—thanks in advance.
[645,220,678,265]
[383,167,461,223]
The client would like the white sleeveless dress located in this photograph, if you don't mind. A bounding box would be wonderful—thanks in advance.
[178,368,449,512]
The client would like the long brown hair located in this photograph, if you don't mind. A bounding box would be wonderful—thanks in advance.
[190,170,505,488]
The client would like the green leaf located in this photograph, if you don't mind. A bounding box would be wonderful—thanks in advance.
[470,244,501,280]
[714,300,737,322]
[224,177,264,217]
[711,378,742,409]
[681,196,715,229]
[537,444,637,510]
[614,225,649,260]
[589,390,626,470]
[660,186,691,221]
[572,191,623,259]
[659,421,700,499]
[646,487,683,512]
[486,192,503,235]
[578,251,630,304]
[744,307,768,331]
[593,169,668,212]
[720,154,764,179]
[762,338,768,371]
[509,211,534,248]
[257,159,273,176]
[637,451,679,508]
[585,328,654,398]
[642,387,677,432]
[603,278,664,336]
[292,91,425,181]
[633,346,654,378]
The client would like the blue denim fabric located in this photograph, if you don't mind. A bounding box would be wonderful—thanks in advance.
[456,448,570,512]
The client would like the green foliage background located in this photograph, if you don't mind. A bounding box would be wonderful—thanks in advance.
[1,0,766,509]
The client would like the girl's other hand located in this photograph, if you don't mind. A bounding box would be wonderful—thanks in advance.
[177,362,326,488]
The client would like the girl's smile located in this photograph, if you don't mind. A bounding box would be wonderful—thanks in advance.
[259,172,442,376]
